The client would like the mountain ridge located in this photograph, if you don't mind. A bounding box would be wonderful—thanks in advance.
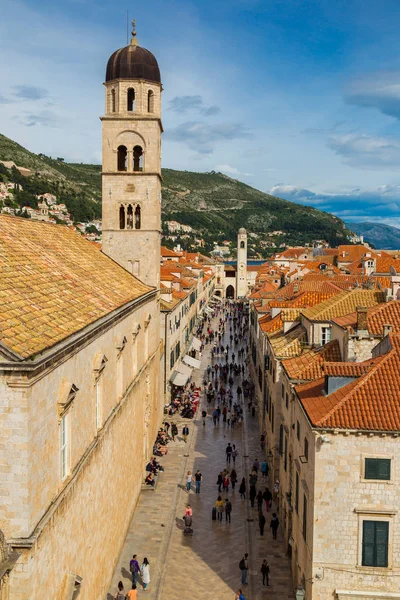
[0,132,351,252]
[346,221,400,251]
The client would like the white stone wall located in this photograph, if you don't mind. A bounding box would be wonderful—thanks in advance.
[2,297,162,600]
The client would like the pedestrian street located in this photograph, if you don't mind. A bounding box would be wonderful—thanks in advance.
[108,304,294,600]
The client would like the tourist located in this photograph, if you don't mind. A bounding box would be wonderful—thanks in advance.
[225,498,232,523]
[194,470,202,493]
[239,477,246,499]
[223,473,230,494]
[249,485,257,508]
[257,490,263,512]
[217,471,223,492]
[235,589,246,600]
[141,557,150,591]
[270,512,280,539]
[216,495,224,521]
[182,424,189,443]
[239,553,249,585]
[114,581,125,599]
[129,555,140,587]
[145,473,155,487]
[226,442,233,463]
[261,559,270,586]
[171,423,178,441]
[126,584,137,599]
[185,504,193,517]
[232,444,238,464]
[202,409,207,425]
[263,487,272,512]
[230,468,237,490]
[252,458,260,472]
[261,459,268,478]
[186,471,193,492]
[259,510,266,536]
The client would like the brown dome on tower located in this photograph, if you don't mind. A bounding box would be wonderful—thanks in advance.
[105,22,161,84]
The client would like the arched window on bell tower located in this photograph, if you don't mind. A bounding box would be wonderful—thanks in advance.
[147,90,154,113]
[127,88,135,112]
[111,89,116,113]
[135,205,141,229]
[240,241,245,249]
[127,205,133,229]
[119,205,125,229]
[133,145,143,171]
[117,145,127,171]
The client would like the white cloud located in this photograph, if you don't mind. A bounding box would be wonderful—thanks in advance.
[328,133,400,169]
[345,71,400,120]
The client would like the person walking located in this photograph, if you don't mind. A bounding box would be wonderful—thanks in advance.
[249,485,257,508]
[261,559,270,586]
[235,589,246,600]
[239,553,249,585]
[186,471,193,492]
[126,585,137,600]
[232,444,238,465]
[195,470,202,493]
[225,498,232,523]
[185,504,193,517]
[129,555,140,587]
[217,471,223,493]
[114,581,125,599]
[216,495,224,521]
[202,410,207,426]
[257,490,263,512]
[226,442,233,463]
[261,459,268,478]
[171,423,178,441]
[259,510,266,536]
[223,473,230,494]
[263,487,272,512]
[141,558,150,591]
[182,424,189,443]
[230,468,237,490]
[239,477,246,499]
[270,512,280,539]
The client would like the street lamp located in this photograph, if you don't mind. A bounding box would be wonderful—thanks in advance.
[295,585,305,600]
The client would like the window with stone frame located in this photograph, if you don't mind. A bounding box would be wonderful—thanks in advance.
[321,326,331,345]
[362,520,389,567]
[295,470,299,513]
[364,458,391,481]
[302,494,308,541]
[60,412,70,481]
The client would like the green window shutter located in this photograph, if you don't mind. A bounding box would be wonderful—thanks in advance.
[375,522,389,567]
[365,458,391,480]
[362,521,376,566]
[362,521,389,567]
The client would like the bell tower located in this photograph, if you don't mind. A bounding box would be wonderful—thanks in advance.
[101,22,162,287]
[236,227,248,298]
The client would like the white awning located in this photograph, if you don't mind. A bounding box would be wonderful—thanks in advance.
[170,370,189,387]
[213,294,222,301]
[170,362,193,386]
[190,337,202,352]
[205,307,214,314]
[183,354,201,369]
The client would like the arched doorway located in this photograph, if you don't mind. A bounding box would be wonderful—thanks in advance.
[215,290,221,297]
[226,285,235,299]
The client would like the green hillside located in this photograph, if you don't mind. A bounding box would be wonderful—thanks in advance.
[0,133,351,250]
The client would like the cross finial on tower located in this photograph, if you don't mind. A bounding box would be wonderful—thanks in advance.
[131,19,138,46]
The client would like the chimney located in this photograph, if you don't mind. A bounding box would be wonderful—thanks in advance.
[293,283,299,294]
[356,306,368,332]
[383,324,393,337]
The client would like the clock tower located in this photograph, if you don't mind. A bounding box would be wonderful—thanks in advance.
[236,227,248,298]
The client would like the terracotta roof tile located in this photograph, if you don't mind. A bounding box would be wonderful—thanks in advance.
[302,289,385,321]
[282,339,341,381]
[0,215,151,359]
[332,300,400,335]
[296,340,400,431]
[269,324,307,358]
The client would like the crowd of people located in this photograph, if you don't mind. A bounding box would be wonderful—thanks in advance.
[112,299,282,599]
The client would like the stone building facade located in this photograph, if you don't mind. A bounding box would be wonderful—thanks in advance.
[0,29,164,600]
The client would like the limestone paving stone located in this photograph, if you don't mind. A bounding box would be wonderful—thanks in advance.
[107,309,294,600]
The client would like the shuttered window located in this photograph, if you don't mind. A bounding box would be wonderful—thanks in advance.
[365,458,391,481]
[279,424,283,455]
[295,471,299,513]
[362,521,389,567]
[302,494,307,541]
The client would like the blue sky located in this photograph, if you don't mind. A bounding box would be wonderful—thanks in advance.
[2,0,400,227]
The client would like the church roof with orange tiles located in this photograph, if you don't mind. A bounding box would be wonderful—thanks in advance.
[332,300,400,334]
[0,215,152,359]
